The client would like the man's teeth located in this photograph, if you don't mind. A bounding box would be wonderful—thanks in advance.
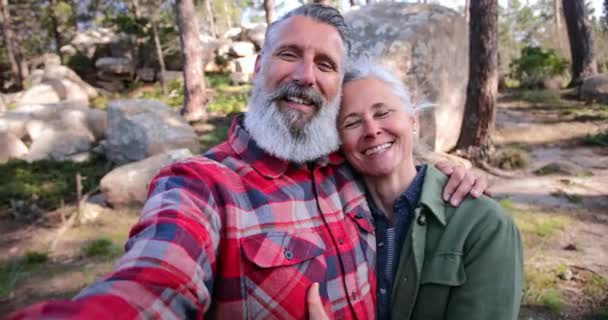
[285,96,312,105]
[364,143,392,156]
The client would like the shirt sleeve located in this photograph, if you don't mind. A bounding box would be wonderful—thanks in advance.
[7,160,222,320]
[445,201,525,320]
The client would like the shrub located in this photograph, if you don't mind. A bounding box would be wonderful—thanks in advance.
[584,130,608,147]
[511,46,569,88]
[82,237,121,258]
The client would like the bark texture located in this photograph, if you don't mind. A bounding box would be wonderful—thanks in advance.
[175,0,208,122]
[0,0,28,89]
[562,0,597,87]
[456,0,498,163]
[264,0,275,24]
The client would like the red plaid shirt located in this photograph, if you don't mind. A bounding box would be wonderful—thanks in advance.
[9,116,377,320]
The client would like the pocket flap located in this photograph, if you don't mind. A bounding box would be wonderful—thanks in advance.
[347,207,375,234]
[420,253,466,286]
[241,231,326,268]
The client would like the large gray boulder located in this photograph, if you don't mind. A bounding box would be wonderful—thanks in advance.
[0,132,28,163]
[100,148,193,207]
[346,3,469,152]
[580,75,608,104]
[104,99,200,164]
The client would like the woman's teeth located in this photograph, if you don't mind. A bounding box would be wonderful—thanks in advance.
[364,143,392,155]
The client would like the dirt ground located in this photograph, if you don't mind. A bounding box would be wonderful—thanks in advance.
[0,91,606,318]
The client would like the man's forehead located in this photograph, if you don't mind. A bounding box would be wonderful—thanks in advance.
[271,16,345,56]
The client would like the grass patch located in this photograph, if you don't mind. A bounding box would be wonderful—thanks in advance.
[584,130,608,147]
[584,274,608,300]
[0,156,111,214]
[0,251,49,298]
[500,199,570,237]
[523,267,564,314]
[82,237,122,258]
[207,91,248,114]
[492,148,529,170]
[511,90,563,105]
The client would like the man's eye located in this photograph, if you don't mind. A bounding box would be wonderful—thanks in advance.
[318,62,335,72]
[278,51,297,59]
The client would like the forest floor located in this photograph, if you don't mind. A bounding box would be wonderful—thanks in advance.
[0,89,607,318]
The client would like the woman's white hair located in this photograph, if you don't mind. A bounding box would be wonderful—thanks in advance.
[343,59,432,114]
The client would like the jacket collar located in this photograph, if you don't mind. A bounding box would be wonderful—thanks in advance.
[228,115,345,179]
[419,165,449,226]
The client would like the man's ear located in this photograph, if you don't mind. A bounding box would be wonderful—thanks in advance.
[254,55,262,76]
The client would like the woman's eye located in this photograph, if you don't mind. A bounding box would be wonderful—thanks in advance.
[343,121,360,129]
[375,110,391,118]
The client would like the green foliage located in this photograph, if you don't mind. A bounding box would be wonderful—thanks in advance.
[500,199,570,238]
[208,92,249,114]
[0,157,110,213]
[584,130,608,147]
[104,13,146,37]
[82,237,121,258]
[22,251,49,265]
[523,266,564,313]
[511,46,569,88]
[65,52,95,77]
[492,148,529,170]
[511,89,563,105]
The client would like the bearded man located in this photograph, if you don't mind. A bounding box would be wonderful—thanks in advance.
[9,4,487,319]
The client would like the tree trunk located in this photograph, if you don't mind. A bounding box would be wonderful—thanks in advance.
[562,0,597,87]
[349,0,355,6]
[204,0,217,38]
[456,0,498,164]
[49,0,63,59]
[152,22,167,96]
[0,0,27,89]
[223,0,232,29]
[175,0,208,122]
[264,0,275,24]
[312,0,330,4]
[464,0,470,22]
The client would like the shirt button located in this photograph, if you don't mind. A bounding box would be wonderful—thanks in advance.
[355,212,364,219]
[338,237,344,245]
[351,292,358,300]
[403,277,408,282]
[378,242,384,247]
[379,288,387,295]
[417,213,427,225]
[284,250,293,260]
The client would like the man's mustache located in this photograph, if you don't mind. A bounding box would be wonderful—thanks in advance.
[269,81,326,110]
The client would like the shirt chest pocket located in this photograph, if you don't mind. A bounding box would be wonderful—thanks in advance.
[240,231,328,319]
[420,253,466,286]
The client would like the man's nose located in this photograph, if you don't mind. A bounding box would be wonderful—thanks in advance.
[292,59,315,87]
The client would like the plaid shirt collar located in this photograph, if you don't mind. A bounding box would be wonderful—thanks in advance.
[228,115,345,179]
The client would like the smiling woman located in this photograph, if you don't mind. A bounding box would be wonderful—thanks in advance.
[338,61,525,320]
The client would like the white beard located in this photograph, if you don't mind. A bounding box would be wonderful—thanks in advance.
[244,74,342,163]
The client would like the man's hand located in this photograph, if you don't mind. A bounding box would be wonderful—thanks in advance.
[307,283,330,320]
[435,161,490,207]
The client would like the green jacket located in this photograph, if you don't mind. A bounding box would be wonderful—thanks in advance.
[391,166,524,320]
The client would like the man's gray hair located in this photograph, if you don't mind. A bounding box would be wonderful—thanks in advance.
[261,4,351,62]
[344,60,416,115]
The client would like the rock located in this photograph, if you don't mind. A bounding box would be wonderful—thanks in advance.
[27,127,92,161]
[0,112,31,138]
[58,108,96,141]
[244,23,266,50]
[346,3,469,152]
[25,119,46,141]
[43,53,62,67]
[580,74,608,104]
[100,148,193,207]
[136,67,156,82]
[217,42,232,56]
[17,83,61,106]
[234,55,257,74]
[14,102,88,122]
[104,99,200,164]
[0,132,28,163]
[86,109,107,140]
[44,79,90,102]
[229,41,256,57]
[79,202,105,224]
[534,161,581,176]
[26,69,45,87]
[66,151,93,163]
[222,27,243,40]
[557,268,573,281]
[43,65,98,99]
[96,80,126,92]
[95,57,134,79]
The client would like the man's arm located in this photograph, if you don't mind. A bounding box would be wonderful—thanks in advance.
[445,203,524,320]
[8,160,222,319]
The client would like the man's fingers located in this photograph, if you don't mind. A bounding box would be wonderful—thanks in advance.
[307,283,329,320]
[449,173,475,206]
[442,165,465,202]
[470,174,488,199]
[435,160,455,176]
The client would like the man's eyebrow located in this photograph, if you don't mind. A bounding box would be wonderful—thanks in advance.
[274,44,301,54]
